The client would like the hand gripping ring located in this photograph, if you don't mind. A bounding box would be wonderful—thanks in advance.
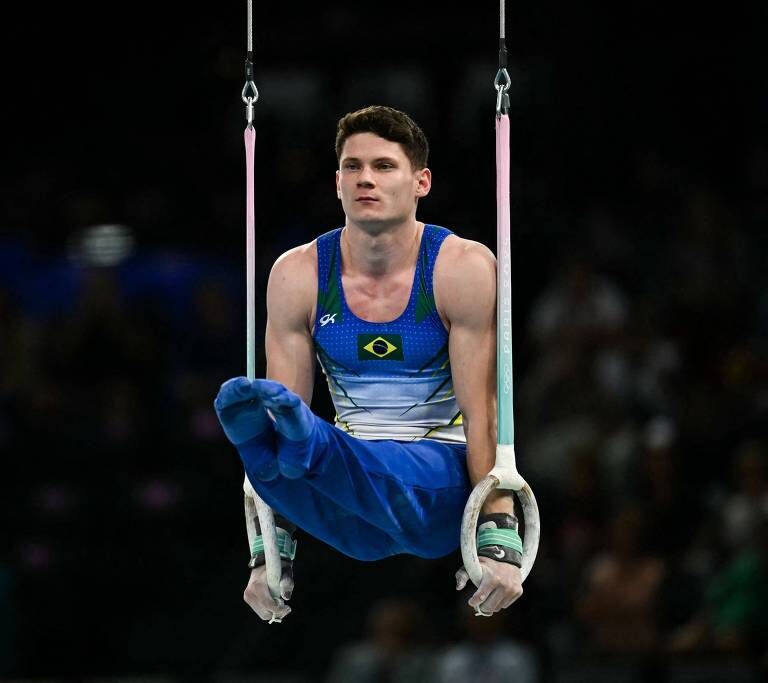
[244,484,284,611]
[460,445,540,589]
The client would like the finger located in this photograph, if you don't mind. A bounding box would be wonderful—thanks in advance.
[268,598,292,621]
[243,587,275,621]
[467,569,495,608]
[477,586,507,615]
[501,584,524,609]
[280,575,294,601]
[455,567,469,591]
[246,591,292,622]
[244,581,287,621]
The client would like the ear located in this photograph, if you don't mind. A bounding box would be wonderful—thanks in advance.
[415,167,432,198]
[335,170,342,198]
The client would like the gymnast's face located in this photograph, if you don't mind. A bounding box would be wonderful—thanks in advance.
[336,132,431,232]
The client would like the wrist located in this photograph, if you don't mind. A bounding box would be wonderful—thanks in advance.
[480,489,515,515]
[476,512,522,568]
[247,514,297,568]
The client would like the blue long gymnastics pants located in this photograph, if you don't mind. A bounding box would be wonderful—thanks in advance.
[237,415,471,561]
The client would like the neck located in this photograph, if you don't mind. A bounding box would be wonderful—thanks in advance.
[341,219,423,277]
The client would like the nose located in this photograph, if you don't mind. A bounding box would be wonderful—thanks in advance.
[357,165,375,187]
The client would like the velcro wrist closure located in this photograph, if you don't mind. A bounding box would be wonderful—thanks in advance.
[477,528,523,553]
[248,527,297,568]
[476,513,522,568]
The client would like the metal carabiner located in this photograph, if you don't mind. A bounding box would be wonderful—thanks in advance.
[494,68,511,115]
[242,80,259,125]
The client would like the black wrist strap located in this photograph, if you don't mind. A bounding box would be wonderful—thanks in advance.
[248,514,297,569]
[477,512,522,568]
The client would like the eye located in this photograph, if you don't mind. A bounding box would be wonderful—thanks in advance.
[343,162,359,170]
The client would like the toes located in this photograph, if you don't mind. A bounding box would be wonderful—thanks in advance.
[216,377,261,409]
[254,380,299,410]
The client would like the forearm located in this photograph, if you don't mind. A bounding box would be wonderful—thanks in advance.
[462,419,524,583]
[265,339,315,406]
[465,419,515,515]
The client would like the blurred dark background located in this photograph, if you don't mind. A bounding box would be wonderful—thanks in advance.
[1,2,767,682]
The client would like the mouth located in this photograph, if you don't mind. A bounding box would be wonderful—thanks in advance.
[356,197,378,203]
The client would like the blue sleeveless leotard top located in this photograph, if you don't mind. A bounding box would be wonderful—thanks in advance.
[312,224,465,443]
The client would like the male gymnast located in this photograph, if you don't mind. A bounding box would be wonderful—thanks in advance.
[215,105,523,622]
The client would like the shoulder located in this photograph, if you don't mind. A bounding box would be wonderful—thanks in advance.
[269,240,317,289]
[435,234,496,282]
[267,240,318,328]
[272,239,317,273]
[434,235,496,320]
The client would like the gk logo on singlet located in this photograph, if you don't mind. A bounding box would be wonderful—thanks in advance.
[319,314,337,327]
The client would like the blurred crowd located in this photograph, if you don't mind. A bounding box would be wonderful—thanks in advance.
[2,13,768,678]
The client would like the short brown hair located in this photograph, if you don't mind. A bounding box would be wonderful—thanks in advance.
[335,105,429,171]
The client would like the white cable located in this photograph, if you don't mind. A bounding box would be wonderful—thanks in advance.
[247,0,252,52]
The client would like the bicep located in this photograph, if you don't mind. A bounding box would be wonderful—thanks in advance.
[449,305,496,432]
[442,244,497,430]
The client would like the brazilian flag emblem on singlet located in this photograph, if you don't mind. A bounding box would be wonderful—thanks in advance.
[358,334,404,360]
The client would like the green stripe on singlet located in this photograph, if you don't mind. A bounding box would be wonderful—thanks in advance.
[318,237,343,322]
[415,241,436,324]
